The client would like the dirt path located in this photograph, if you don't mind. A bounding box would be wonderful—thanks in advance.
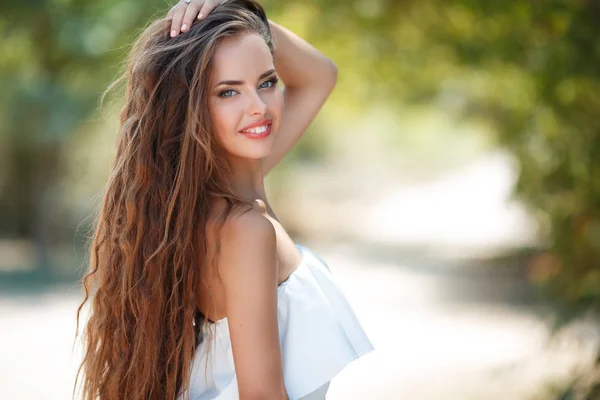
[318,245,599,399]
[1,250,597,399]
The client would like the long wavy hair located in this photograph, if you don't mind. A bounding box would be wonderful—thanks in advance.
[73,1,274,399]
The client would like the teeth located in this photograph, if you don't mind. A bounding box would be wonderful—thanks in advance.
[243,124,269,134]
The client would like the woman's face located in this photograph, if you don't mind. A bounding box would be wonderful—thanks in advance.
[208,32,283,160]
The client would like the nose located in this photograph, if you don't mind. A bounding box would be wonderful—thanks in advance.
[247,90,267,116]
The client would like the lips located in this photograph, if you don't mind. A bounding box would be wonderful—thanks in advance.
[238,118,273,133]
[240,122,272,139]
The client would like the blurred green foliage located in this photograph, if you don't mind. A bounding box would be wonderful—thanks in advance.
[0,0,167,268]
[422,1,600,324]
[279,0,600,326]
[1,0,599,347]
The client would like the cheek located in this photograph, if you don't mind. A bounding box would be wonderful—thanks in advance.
[268,91,284,129]
[209,101,242,143]
[273,90,284,112]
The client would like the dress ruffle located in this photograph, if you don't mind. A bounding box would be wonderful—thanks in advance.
[182,243,374,400]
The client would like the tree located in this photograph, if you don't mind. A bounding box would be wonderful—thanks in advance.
[0,0,171,268]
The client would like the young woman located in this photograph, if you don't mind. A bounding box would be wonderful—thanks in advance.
[75,1,373,399]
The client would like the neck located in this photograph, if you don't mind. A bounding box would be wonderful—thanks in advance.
[228,155,267,203]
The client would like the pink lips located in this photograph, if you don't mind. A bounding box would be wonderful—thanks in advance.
[240,122,272,139]
[239,118,272,132]
[238,119,273,139]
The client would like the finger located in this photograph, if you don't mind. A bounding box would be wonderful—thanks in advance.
[181,0,205,32]
[170,3,188,37]
[166,5,177,21]
[197,0,217,20]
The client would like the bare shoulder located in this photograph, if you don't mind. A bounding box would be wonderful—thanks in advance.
[223,205,274,239]
[216,205,278,288]
[198,200,277,323]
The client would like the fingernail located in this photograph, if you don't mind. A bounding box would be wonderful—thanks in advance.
[171,29,177,37]
[198,13,204,19]
[181,24,187,31]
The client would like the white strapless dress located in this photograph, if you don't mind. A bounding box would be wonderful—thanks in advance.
[181,243,375,400]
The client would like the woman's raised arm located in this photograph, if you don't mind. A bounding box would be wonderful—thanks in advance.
[261,20,338,176]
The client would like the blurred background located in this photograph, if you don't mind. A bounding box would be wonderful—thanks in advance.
[1,0,600,399]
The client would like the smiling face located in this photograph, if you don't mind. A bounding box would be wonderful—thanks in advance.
[207,32,283,161]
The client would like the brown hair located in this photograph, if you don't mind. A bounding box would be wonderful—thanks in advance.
[74,1,273,399]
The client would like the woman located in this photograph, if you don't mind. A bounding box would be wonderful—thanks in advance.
[74,1,373,399]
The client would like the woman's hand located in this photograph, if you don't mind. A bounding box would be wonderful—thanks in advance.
[166,0,227,38]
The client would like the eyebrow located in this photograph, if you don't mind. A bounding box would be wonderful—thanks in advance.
[214,69,277,88]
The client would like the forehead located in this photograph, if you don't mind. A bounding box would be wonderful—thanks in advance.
[210,33,273,81]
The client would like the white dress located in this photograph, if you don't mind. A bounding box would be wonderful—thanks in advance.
[181,243,375,400]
